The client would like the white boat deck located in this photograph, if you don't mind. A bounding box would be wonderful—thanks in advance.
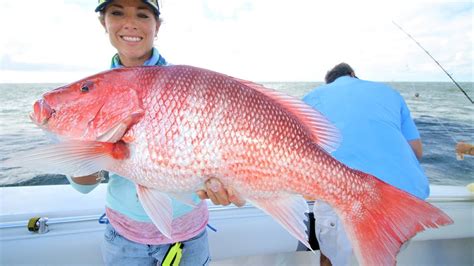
[0,184,473,265]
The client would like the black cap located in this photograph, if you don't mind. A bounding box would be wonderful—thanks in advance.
[95,0,160,16]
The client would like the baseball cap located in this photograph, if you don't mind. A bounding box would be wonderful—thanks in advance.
[95,0,160,16]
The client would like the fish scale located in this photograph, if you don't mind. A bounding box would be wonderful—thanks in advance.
[10,65,452,266]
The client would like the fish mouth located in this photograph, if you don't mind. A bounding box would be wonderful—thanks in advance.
[30,99,55,126]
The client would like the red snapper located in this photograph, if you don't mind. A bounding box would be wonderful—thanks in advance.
[7,65,452,266]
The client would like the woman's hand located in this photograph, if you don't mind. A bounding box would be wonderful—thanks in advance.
[196,178,246,207]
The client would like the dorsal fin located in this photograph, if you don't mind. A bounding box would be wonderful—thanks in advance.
[234,77,341,153]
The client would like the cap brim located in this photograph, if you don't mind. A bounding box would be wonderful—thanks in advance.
[95,1,159,16]
[95,2,108,12]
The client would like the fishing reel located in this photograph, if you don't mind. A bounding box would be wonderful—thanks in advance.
[27,217,49,234]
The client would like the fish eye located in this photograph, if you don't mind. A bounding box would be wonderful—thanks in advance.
[80,85,89,93]
[80,81,93,93]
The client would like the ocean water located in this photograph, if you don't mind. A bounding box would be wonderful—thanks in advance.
[0,82,472,187]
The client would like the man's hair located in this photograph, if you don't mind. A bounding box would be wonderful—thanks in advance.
[324,63,355,84]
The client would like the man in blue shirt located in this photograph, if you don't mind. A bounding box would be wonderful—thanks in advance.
[303,63,429,266]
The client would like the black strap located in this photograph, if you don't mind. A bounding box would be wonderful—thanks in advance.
[296,212,320,251]
[307,212,319,250]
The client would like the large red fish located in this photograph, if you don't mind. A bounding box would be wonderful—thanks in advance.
[8,65,452,265]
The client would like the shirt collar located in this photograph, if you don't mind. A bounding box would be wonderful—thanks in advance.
[110,48,163,69]
[332,75,356,84]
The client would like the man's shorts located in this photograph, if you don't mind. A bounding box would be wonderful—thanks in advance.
[313,200,352,265]
[313,200,411,265]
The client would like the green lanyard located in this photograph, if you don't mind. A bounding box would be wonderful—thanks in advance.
[162,242,183,266]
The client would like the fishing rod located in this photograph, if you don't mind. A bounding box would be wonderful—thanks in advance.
[392,21,473,104]
[409,82,460,145]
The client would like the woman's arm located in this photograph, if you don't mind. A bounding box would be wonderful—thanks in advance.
[67,171,105,194]
[71,172,103,185]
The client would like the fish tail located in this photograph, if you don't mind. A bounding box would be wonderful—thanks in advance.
[336,173,453,266]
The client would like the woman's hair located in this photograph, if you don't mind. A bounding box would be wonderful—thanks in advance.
[324,63,355,84]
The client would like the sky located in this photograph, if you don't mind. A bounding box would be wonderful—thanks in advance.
[0,0,472,83]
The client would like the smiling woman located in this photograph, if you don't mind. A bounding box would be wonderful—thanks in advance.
[0,1,473,266]
[36,1,242,265]
[98,0,161,67]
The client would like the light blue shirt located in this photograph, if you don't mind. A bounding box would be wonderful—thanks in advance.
[303,76,429,199]
[69,48,200,221]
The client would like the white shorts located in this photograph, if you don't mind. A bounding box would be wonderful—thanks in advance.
[313,200,352,266]
[313,200,411,266]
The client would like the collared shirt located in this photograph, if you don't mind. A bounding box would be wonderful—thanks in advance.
[303,76,429,199]
[110,47,168,68]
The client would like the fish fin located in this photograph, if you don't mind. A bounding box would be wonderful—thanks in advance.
[97,122,129,143]
[331,173,453,266]
[168,192,198,207]
[91,89,144,142]
[136,185,173,238]
[234,78,341,153]
[249,194,313,251]
[2,141,122,178]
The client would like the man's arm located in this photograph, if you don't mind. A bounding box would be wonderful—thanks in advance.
[456,142,474,160]
[409,139,423,161]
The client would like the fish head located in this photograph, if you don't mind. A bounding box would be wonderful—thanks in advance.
[32,68,144,142]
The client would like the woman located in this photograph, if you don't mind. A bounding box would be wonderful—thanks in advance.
[69,1,244,265]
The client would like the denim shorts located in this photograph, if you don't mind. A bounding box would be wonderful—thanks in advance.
[101,223,210,266]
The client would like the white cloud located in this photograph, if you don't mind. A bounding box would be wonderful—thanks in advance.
[0,0,113,82]
[0,0,471,82]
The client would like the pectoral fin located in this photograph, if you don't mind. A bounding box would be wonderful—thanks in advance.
[136,185,173,239]
[168,192,198,208]
[2,141,124,178]
[91,89,144,143]
[96,122,129,143]
[249,194,313,251]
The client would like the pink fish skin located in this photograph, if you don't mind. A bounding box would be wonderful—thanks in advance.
[13,65,452,265]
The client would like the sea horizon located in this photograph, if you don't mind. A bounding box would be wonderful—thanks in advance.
[1,81,472,187]
[0,80,472,85]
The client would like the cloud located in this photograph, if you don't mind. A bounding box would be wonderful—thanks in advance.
[0,55,95,72]
[0,1,113,77]
[0,0,471,82]
[159,0,472,81]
